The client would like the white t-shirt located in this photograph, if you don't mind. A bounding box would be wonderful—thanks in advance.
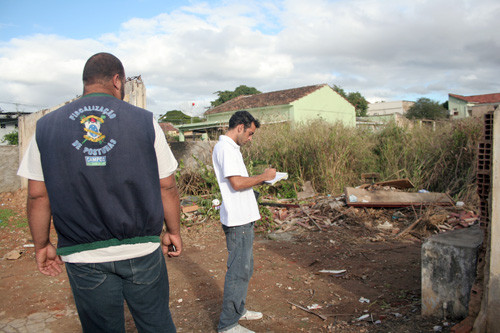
[17,118,178,263]
[212,135,260,227]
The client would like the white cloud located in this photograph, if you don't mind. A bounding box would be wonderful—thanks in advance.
[1,0,499,116]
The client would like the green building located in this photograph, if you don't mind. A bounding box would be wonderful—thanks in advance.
[177,84,355,141]
[448,93,500,119]
[205,83,355,125]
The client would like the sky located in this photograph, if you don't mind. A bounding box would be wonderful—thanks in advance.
[1,0,499,118]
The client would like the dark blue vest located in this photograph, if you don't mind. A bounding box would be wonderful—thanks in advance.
[36,94,164,255]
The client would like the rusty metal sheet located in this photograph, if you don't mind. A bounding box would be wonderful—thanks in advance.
[345,187,454,207]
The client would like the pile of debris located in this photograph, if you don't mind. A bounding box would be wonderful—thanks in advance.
[260,195,477,239]
[179,177,479,240]
[257,177,478,239]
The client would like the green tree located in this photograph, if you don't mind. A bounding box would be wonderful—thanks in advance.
[159,110,202,124]
[347,91,368,117]
[211,85,261,107]
[406,98,448,120]
[2,131,18,145]
[332,85,347,98]
[333,85,368,117]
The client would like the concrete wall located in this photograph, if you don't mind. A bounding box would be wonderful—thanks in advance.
[367,100,415,116]
[123,76,146,109]
[169,141,215,171]
[0,145,20,192]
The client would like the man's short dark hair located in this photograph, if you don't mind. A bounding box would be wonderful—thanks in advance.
[228,110,260,130]
[82,53,125,85]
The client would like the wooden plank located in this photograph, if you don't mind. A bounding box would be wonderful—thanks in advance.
[345,187,454,207]
[374,178,414,189]
[181,204,199,213]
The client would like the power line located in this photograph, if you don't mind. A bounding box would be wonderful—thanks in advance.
[0,101,49,108]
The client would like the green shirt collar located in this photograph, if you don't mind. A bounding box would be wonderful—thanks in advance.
[80,93,115,99]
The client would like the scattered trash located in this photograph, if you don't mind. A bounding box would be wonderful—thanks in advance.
[358,297,370,304]
[212,199,220,207]
[4,250,22,260]
[393,313,402,318]
[418,189,430,193]
[433,325,442,332]
[287,300,327,321]
[356,314,370,321]
[375,320,382,324]
[377,221,393,230]
[297,181,316,200]
[456,201,464,207]
[345,187,454,207]
[318,269,347,276]
[181,204,199,214]
[392,211,405,219]
[23,244,34,248]
[307,304,322,310]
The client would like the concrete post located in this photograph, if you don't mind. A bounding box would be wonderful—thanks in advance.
[421,227,483,319]
[486,110,500,331]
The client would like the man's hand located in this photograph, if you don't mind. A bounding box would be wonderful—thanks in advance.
[161,232,182,257]
[228,168,277,190]
[35,243,63,276]
[262,168,277,181]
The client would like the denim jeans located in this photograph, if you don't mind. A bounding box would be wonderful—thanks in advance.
[65,247,176,333]
[218,222,254,332]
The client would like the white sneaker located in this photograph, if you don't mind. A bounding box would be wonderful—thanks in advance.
[219,324,255,333]
[240,309,263,320]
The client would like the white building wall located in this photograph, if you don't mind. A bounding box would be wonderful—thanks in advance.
[367,101,414,116]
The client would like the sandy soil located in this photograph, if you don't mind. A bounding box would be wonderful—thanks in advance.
[0,189,460,332]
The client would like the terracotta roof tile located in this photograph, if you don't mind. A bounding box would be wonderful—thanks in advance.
[158,122,178,132]
[449,93,500,104]
[205,84,330,115]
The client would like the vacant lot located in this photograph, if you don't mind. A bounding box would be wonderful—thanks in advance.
[0,189,458,332]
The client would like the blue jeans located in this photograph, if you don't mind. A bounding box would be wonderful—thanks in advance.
[218,222,254,332]
[65,247,176,333]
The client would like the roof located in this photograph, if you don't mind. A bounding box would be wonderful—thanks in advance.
[449,93,500,104]
[158,122,178,132]
[205,84,330,115]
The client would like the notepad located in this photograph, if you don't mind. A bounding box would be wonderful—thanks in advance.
[264,172,288,185]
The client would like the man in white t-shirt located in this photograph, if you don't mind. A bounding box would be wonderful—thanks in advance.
[212,110,276,333]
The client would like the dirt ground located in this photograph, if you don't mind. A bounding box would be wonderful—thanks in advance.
[0,189,465,332]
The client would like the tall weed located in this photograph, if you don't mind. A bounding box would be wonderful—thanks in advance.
[176,117,482,203]
[245,118,481,200]
[245,120,376,194]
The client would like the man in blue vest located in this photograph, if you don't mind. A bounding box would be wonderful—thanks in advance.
[18,52,181,333]
[212,110,276,333]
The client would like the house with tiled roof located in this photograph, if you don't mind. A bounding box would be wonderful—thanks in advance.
[204,84,356,126]
[158,122,178,136]
[448,93,500,118]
